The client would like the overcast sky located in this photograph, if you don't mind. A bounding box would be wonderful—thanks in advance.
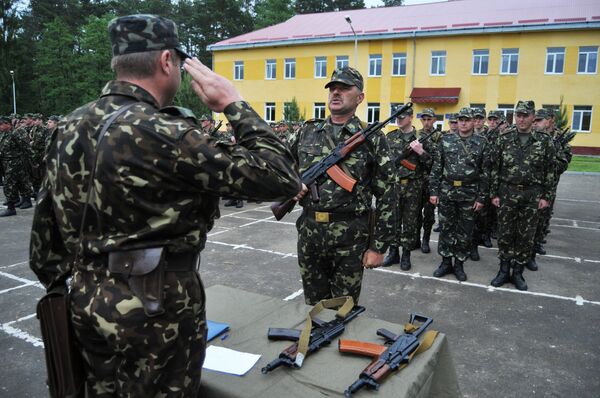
[364,0,448,6]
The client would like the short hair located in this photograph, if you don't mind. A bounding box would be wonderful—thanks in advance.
[111,49,177,79]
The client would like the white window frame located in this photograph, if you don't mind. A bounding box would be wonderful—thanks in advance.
[336,55,349,69]
[265,102,276,123]
[265,59,276,80]
[577,46,598,74]
[390,103,403,125]
[368,54,382,77]
[545,47,565,75]
[284,58,296,79]
[314,56,327,78]
[233,61,244,80]
[500,48,519,75]
[392,53,407,76]
[497,104,515,125]
[472,49,489,75]
[430,50,446,76]
[313,103,326,119]
[572,106,593,132]
[367,103,380,124]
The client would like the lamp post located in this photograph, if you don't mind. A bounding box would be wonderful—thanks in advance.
[345,16,358,68]
[9,70,16,114]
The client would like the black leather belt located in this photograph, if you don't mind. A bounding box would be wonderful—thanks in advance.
[304,209,368,223]
[76,249,198,272]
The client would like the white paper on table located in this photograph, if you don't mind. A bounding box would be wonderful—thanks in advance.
[202,345,262,376]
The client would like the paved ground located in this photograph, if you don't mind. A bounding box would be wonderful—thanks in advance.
[1,172,599,397]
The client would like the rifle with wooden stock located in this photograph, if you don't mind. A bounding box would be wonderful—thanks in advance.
[396,125,440,171]
[270,102,414,221]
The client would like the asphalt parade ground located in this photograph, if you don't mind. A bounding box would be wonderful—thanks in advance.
[0,172,599,397]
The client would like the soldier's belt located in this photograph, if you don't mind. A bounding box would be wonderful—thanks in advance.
[503,181,539,191]
[444,177,478,187]
[305,209,368,223]
[400,178,410,185]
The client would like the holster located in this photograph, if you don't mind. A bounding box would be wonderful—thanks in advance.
[108,247,165,317]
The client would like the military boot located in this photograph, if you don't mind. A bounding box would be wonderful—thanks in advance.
[511,263,528,291]
[433,257,453,278]
[400,248,411,271]
[534,243,546,255]
[235,199,244,208]
[453,259,467,281]
[469,245,480,261]
[19,198,32,209]
[421,229,431,253]
[381,246,400,267]
[525,252,538,271]
[0,203,17,217]
[223,199,237,207]
[490,260,511,287]
[482,233,493,248]
[13,197,24,208]
[433,224,440,233]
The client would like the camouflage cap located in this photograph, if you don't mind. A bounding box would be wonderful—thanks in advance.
[535,108,552,120]
[515,100,535,114]
[324,66,364,91]
[420,108,435,118]
[48,115,60,121]
[108,14,190,58]
[448,113,458,122]
[472,107,487,118]
[9,113,20,119]
[487,110,505,120]
[456,107,473,119]
[24,113,34,118]
[33,113,44,119]
[395,105,413,119]
[0,116,11,124]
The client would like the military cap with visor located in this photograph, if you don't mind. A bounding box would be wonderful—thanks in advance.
[395,105,414,119]
[456,107,474,119]
[472,108,487,118]
[487,110,506,121]
[48,115,61,121]
[515,100,536,115]
[420,108,435,118]
[448,113,458,122]
[324,66,364,91]
[535,108,552,120]
[108,14,190,59]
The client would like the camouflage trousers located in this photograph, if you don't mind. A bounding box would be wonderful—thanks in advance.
[473,198,493,244]
[497,186,541,265]
[421,184,436,233]
[296,211,369,305]
[1,159,33,202]
[392,178,425,250]
[70,264,206,397]
[437,195,478,262]
[535,185,557,245]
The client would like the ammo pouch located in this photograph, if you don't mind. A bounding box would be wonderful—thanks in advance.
[108,247,166,317]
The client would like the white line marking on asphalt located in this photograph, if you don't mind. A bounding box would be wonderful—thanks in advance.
[0,261,28,269]
[0,282,38,295]
[573,220,579,228]
[283,289,304,301]
[0,313,44,348]
[556,198,600,204]
[0,271,44,289]
[209,240,297,258]
[575,296,584,306]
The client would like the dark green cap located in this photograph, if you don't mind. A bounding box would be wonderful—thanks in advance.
[487,110,505,120]
[457,107,473,119]
[448,113,458,122]
[515,100,535,114]
[535,108,551,120]
[420,108,435,118]
[0,116,11,124]
[108,14,190,59]
[472,107,486,118]
[48,115,60,121]
[324,66,364,91]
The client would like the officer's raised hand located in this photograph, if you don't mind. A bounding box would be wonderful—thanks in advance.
[184,57,242,112]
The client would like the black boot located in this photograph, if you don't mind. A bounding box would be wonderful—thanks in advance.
[433,224,440,232]
[223,199,237,207]
[400,248,411,271]
[490,229,497,240]
[19,198,32,209]
[490,260,511,287]
[534,243,546,255]
[382,246,400,267]
[433,257,453,278]
[235,199,244,208]
[0,203,17,217]
[511,263,528,291]
[421,229,431,253]
[469,245,480,261]
[453,259,467,281]
[482,233,493,248]
[13,197,24,207]
[525,252,538,271]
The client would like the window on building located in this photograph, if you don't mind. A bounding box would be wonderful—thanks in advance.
[390,103,403,124]
[434,115,444,131]
[314,103,326,119]
[369,54,382,77]
[498,104,515,124]
[546,47,565,74]
[315,56,327,78]
[284,58,296,79]
[470,103,485,109]
[472,49,489,75]
[265,102,275,122]
[572,106,592,132]
[500,48,519,74]
[430,50,446,75]
[577,46,598,74]
[367,103,380,124]
[265,59,276,80]
[392,53,407,76]
[234,61,244,80]
[336,55,349,69]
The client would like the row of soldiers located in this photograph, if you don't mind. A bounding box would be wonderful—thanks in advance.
[382,102,573,291]
[0,113,59,217]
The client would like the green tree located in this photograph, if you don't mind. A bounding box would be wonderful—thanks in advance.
[0,0,24,114]
[174,74,210,120]
[283,97,305,122]
[555,95,570,130]
[254,0,294,29]
[382,0,403,6]
[295,0,365,14]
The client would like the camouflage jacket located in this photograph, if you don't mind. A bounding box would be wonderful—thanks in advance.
[0,127,31,161]
[387,126,435,179]
[288,116,397,253]
[550,127,572,176]
[416,127,442,174]
[491,126,556,200]
[430,131,490,204]
[30,125,50,165]
[30,80,301,289]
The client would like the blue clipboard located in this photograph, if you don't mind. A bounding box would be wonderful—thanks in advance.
[207,320,230,341]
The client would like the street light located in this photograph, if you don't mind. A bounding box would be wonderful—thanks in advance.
[345,15,358,68]
[9,70,16,114]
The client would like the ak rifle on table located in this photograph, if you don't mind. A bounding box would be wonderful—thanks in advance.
[270,102,414,221]
[340,314,433,397]
[261,305,366,373]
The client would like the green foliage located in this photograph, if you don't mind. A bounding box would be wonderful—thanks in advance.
[568,156,600,173]
[254,0,294,29]
[283,97,305,122]
[295,0,365,14]
[382,0,404,6]
[555,95,570,131]
[174,74,210,119]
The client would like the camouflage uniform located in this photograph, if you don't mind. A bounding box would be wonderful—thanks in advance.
[288,67,396,305]
[30,122,50,194]
[491,101,555,290]
[430,108,489,280]
[29,15,301,398]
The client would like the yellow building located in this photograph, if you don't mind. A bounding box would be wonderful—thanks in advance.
[208,0,600,154]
